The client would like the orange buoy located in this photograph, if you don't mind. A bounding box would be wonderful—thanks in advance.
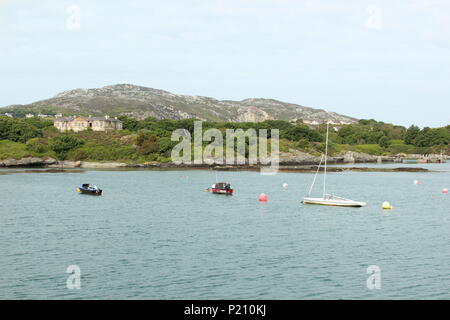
[443,188,449,194]
[259,193,268,202]
[414,180,420,185]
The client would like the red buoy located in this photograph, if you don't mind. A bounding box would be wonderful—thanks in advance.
[443,188,449,194]
[259,193,268,202]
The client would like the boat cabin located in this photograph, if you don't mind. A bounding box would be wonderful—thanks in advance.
[211,182,233,195]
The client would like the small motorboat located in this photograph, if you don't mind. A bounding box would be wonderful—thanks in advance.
[206,182,234,195]
[77,184,102,196]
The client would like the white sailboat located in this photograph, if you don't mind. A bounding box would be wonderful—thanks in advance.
[302,122,366,207]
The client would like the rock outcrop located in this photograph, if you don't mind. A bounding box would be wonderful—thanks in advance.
[0,150,381,168]
[279,150,322,165]
[340,151,379,163]
[0,157,57,167]
[3,84,358,123]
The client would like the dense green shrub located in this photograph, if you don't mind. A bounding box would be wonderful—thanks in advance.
[378,136,390,149]
[281,125,323,142]
[49,135,85,159]
[0,116,448,162]
[67,144,137,161]
[353,144,383,155]
[26,138,52,154]
[0,140,33,159]
[135,131,158,155]
[0,117,41,143]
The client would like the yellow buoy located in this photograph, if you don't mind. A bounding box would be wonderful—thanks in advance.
[382,201,393,210]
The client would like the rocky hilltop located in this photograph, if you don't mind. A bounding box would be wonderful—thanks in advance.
[2,84,357,123]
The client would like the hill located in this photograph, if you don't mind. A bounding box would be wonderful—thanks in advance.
[2,84,357,123]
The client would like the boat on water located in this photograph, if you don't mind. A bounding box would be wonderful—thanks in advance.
[77,184,102,196]
[303,195,366,207]
[207,182,234,195]
[205,171,234,195]
[301,122,366,207]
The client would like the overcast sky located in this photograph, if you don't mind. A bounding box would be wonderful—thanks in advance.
[1,0,449,127]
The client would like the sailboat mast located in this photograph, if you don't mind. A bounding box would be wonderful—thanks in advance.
[307,153,324,196]
[323,122,329,198]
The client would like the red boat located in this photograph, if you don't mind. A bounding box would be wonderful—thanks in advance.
[209,182,234,195]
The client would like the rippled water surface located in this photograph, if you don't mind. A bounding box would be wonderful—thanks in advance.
[0,164,449,299]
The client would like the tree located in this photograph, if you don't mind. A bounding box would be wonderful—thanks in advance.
[0,116,41,143]
[413,127,450,147]
[23,117,54,130]
[26,138,51,154]
[118,116,139,131]
[157,136,177,155]
[281,125,323,142]
[378,136,390,149]
[50,135,85,159]
[404,125,420,145]
[337,125,358,144]
[135,131,158,155]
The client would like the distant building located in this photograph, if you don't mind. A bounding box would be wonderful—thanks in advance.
[304,119,352,126]
[302,119,320,125]
[54,115,123,132]
[25,113,34,118]
[2,113,13,118]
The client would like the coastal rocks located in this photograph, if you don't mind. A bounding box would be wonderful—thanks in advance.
[343,151,356,163]
[47,161,128,168]
[276,150,382,165]
[279,150,321,165]
[127,161,162,168]
[80,162,128,168]
[340,151,378,163]
[47,160,77,168]
[0,157,57,167]
[0,157,137,169]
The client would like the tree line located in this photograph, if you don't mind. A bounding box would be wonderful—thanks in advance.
[0,115,448,162]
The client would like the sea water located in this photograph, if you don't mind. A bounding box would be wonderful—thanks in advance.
[0,163,449,299]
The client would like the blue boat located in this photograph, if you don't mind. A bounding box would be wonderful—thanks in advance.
[77,184,102,196]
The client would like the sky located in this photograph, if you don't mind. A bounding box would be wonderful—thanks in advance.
[0,0,449,127]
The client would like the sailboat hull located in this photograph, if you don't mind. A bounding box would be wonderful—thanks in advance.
[302,197,366,207]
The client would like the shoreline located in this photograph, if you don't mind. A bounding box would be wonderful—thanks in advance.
[0,157,433,173]
[1,149,446,171]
